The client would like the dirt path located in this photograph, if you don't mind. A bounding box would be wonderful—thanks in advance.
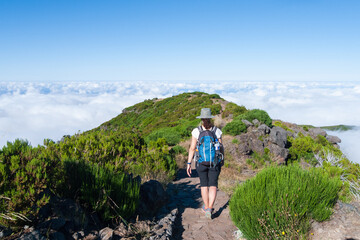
[167,168,238,240]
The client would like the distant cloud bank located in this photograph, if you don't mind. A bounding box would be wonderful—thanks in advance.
[0,81,359,163]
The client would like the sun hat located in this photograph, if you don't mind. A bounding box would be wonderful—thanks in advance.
[196,108,215,119]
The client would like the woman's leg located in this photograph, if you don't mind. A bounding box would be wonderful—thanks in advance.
[208,186,217,209]
[196,164,210,209]
[201,186,209,209]
[208,164,221,210]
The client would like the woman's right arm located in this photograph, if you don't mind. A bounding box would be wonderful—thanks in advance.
[187,136,197,177]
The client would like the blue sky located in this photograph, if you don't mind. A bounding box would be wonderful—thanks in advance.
[1,0,359,82]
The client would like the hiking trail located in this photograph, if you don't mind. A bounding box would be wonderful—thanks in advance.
[166,166,239,240]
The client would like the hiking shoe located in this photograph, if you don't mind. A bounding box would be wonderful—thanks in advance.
[201,204,207,213]
[205,208,212,219]
[201,205,212,219]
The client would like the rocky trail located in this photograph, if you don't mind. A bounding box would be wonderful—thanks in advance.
[166,167,238,240]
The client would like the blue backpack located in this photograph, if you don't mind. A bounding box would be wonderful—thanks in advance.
[195,126,222,167]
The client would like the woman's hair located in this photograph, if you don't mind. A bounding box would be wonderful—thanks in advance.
[202,118,213,130]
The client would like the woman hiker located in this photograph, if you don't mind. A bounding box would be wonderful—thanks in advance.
[186,108,223,219]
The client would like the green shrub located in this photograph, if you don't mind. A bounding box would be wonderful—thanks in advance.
[210,103,222,115]
[237,109,272,127]
[136,138,177,183]
[288,133,342,165]
[230,165,342,240]
[46,129,177,183]
[288,134,316,164]
[61,159,140,222]
[145,127,181,146]
[288,133,360,202]
[232,138,239,144]
[0,140,61,226]
[222,102,247,118]
[223,120,247,136]
[170,145,187,156]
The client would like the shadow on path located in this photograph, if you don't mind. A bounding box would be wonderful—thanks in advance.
[158,168,236,239]
[212,200,229,219]
[169,169,202,239]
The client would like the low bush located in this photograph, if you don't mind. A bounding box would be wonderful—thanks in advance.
[134,138,177,183]
[273,121,293,132]
[210,103,222,115]
[288,134,316,164]
[0,135,171,227]
[229,165,341,240]
[0,140,61,226]
[287,132,360,202]
[223,120,247,136]
[61,159,140,222]
[46,129,177,183]
[237,109,272,127]
[170,145,187,156]
[145,127,181,146]
[222,102,247,118]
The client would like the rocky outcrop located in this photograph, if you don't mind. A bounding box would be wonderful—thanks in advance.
[241,119,253,127]
[258,124,270,134]
[309,127,327,138]
[227,119,341,165]
[326,135,341,144]
[269,126,288,148]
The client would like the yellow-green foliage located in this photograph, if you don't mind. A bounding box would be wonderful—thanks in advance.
[273,121,293,132]
[0,131,166,227]
[0,140,61,225]
[288,133,360,201]
[229,165,342,240]
[44,129,177,182]
[222,102,247,118]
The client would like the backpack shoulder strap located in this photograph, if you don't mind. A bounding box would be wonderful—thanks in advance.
[210,126,218,139]
[196,126,203,146]
[211,126,217,133]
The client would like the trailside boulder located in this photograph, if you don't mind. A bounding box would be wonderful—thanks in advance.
[138,180,169,218]
[269,127,288,148]
[309,127,327,138]
[241,119,253,128]
[252,119,260,126]
[326,135,341,144]
[249,138,265,155]
[267,143,289,160]
[258,124,270,134]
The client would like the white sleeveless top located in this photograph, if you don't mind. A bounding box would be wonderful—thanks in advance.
[191,126,222,140]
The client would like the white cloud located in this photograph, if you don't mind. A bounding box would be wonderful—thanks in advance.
[0,81,359,164]
[328,129,360,164]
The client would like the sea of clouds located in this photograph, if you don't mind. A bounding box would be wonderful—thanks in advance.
[0,81,359,164]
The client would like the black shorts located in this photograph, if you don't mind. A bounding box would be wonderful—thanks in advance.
[196,163,221,187]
